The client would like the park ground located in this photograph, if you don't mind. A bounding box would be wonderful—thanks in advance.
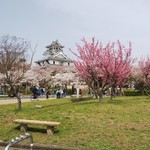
[0,96,150,150]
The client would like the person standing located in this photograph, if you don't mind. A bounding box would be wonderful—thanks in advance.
[45,88,50,99]
[79,89,82,96]
[56,89,60,98]
[32,86,38,99]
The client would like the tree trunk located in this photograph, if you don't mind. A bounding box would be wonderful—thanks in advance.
[95,92,98,99]
[99,96,103,103]
[98,90,103,103]
[110,87,115,102]
[16,95,22,110]
[110,95,113,102]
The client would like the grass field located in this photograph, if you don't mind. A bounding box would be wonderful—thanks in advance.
[0,95,8,99]
[0,96,149,150]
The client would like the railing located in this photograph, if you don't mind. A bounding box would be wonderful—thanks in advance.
[5,133,33,150]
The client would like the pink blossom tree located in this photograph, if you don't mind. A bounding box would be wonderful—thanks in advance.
[139,56,150,85]
[71,37,135,101]
[136,56,150,95]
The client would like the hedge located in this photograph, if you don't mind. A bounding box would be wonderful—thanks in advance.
[124,90,150,96]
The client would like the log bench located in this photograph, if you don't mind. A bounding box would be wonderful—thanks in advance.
[13,119,61,135]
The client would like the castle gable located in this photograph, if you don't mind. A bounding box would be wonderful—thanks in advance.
[53,52,68,59]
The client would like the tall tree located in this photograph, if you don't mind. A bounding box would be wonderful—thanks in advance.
[71,37,134,101]
[139,56,150,85]
[136,56,150,94]
[0,35,34,110]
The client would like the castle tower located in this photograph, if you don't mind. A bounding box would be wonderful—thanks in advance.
[35,40,73,66]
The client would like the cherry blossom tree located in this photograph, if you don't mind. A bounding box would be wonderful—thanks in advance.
[71,37,135,101]
[23,65,77,88]
[134,56,150,95]
[139,56,150,85]
[0,35,35,110]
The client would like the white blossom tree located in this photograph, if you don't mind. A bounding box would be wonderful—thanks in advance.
[0,35,35,110]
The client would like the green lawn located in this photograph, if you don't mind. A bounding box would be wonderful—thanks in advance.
[0,95,8,99]
[0,96,149,150]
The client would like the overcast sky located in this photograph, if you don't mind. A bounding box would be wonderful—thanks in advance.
[0,0,150,62]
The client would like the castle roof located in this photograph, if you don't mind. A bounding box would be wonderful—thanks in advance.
[46,40,64,49]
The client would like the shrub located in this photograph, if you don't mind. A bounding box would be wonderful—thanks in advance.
[144,90,150,95]
[124,91,141,96]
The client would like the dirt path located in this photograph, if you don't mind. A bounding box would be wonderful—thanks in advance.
[0,96,56,105]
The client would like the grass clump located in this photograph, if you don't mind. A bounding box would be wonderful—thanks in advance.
[0,96,150,150]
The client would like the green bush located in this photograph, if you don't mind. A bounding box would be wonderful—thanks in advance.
[124,90,141,96]
[124,89,150,96]
[144,90,150,95]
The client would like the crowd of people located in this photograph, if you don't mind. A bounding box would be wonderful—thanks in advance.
[31,86,68,99]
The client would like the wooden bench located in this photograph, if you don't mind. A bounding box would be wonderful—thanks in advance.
[13,119,60,135]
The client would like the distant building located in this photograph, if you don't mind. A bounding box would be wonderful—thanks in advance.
[35,40,73,66]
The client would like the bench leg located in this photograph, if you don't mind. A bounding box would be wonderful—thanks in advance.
[47,126,54,135]
[20,124,28,132]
